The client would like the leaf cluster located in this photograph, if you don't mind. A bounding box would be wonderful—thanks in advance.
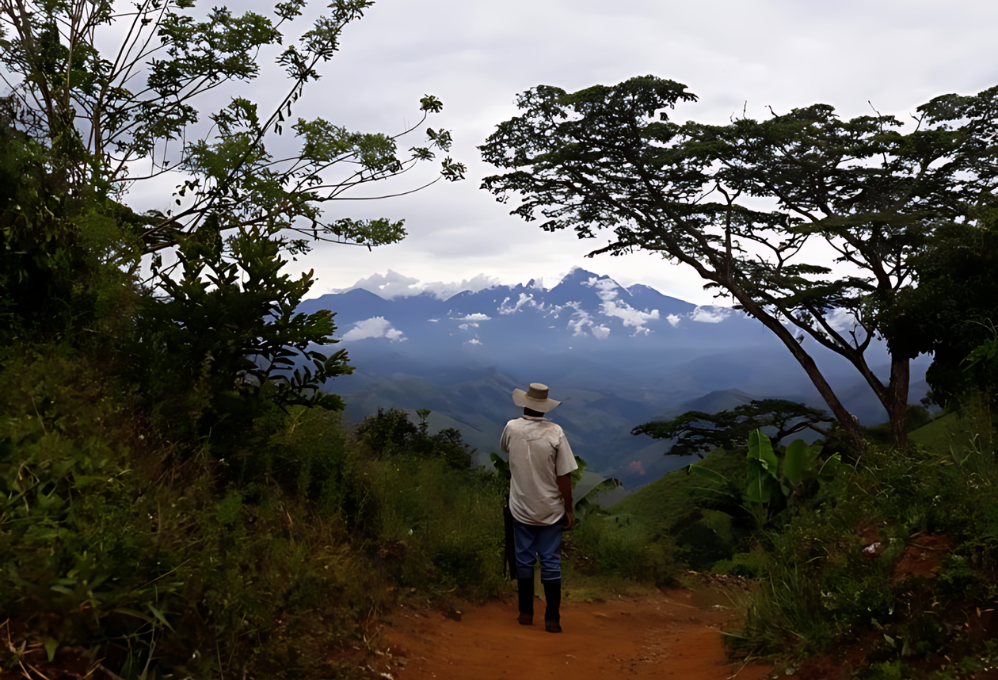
[0,0,465,254]
[136,224,352,446]
[689,429,841,528]
[357,407,475,470]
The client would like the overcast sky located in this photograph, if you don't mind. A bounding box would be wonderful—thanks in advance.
[136,0,998,304]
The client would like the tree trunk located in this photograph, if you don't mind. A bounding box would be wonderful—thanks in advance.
[886,358,910,453]
[733,293,866,454]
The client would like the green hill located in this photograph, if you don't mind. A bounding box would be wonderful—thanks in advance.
[909,411,981,453]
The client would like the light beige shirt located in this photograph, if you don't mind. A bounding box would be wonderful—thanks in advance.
[500,415,578,526]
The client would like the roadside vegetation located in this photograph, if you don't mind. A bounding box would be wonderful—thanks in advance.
[578,398,998,678]
[1,341,508,678]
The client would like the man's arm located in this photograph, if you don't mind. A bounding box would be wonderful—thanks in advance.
[555,474,574,529]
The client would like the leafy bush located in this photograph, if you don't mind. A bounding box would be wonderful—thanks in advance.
[135,226,352,448]
[357,407,474,470]
[712,548,768,578]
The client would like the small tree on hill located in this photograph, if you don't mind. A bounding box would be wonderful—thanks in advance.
[633,399,828,459]
[481,76,998,453]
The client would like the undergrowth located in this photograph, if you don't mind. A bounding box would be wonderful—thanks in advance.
[0,347,506,679]
[727,405,998,675]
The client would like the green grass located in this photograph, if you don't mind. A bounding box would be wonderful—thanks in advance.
[909,411,980,454]
[609,447,745,532]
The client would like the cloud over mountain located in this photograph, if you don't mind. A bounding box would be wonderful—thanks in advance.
[341,317,406,342]
[339,270,502,300]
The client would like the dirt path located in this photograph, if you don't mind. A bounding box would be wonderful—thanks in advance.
[375,589,773,680]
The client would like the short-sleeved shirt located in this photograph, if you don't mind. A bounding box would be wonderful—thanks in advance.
[500,415,578,526]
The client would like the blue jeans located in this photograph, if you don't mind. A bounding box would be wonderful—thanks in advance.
[513,517,564,582]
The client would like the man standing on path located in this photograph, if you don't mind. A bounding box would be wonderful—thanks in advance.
[500,382,578,633]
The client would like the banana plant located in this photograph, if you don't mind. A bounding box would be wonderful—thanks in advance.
[688,429,841,526]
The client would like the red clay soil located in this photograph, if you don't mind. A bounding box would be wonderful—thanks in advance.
[373,589,773,680]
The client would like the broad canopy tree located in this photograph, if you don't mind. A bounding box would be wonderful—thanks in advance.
[632,399,829,459]
[481,76,998,452]
[0,0,464,258]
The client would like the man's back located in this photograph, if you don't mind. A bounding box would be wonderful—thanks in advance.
[501,415,576,526]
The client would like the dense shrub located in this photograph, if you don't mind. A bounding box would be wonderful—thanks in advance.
[357,407,474,470]
[0,348,508,678]
[731,414,998,664]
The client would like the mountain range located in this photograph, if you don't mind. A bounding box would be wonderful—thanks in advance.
[299,267,931,489]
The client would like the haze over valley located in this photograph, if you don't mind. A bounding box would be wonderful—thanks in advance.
[304,267,931,488]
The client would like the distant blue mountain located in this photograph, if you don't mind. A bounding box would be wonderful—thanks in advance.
[302,267,930,489]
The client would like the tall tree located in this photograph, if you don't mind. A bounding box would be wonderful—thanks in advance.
[0,0,464,257]
[480,76,998,452]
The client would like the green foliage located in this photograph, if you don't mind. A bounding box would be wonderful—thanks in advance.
[605,446,752,571]
[689,429,841,527]
[0,347,510,678]
[351,455,505,595]
[567,512,678,584]
[358,407,474,470]
[632,399,828,458]
[731,413,998,667]
[888,218,998,409]
[1,0,464,254]
[711,548,768,578]
[136,225,352,445]
[0,98,141,345]
[482,78,998,450]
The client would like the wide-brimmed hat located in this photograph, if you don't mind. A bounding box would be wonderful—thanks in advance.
[512,383,561,413]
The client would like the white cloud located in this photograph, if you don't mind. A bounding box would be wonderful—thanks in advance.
[825,308,858,333]
[667,314,682,328]
[690,306,731,324]
[341,317,407,342]
[499,293,541,315]
[457,313,491,322]
[337,270,420,299]
[564,302,594,336]
[564,306,616,339]
[458,322,479,330]
[337,271,501,300]
[420,274,502,300]
[466,338,483,346]
[601,300,660,333]
[583,276,624,302]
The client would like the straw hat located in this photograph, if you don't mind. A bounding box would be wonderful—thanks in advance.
[512,383,561,413]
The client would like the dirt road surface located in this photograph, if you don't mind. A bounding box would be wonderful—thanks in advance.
[377,589,773,680]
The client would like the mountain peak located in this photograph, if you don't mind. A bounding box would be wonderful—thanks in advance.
[554,266,601,287]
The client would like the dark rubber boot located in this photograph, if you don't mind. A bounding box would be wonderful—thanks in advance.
[517,578,533,625]
[543,579,562,633]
